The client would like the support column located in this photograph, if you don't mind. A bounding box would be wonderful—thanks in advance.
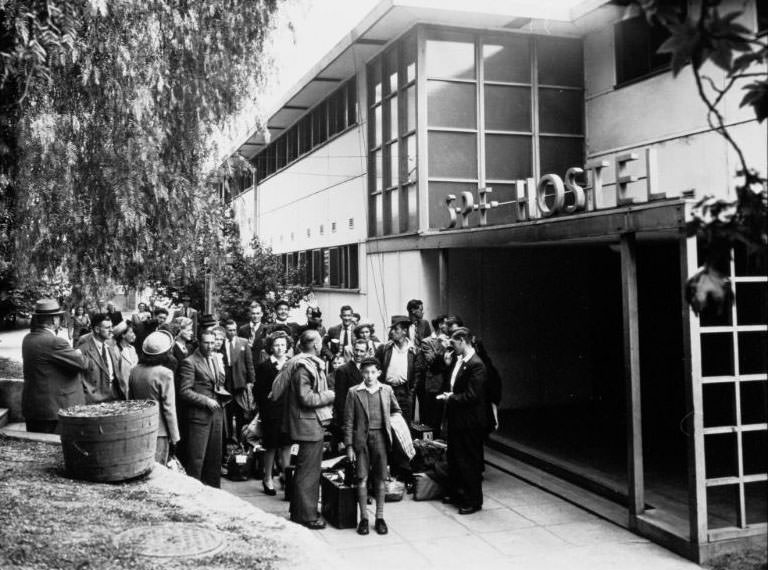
[620,232,644,520]
[680,234,706,550]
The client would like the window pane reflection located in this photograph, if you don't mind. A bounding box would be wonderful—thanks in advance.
[428,132,477,178]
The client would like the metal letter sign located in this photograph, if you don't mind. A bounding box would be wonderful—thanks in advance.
[442,148,661,230]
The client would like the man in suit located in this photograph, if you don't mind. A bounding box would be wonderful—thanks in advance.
[222,319,255,441]
[178,330,225,488]
[21,299,86,433]
[438,326,488,515]
[238,303,268,362]
[330,339,367,446]
[174,295,199,338]
[286,330,335,529]
[323,304,355,360]
[406,299,432,344]
[80,313,128,403]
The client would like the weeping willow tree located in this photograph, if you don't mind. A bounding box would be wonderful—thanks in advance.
[0,0,282,300]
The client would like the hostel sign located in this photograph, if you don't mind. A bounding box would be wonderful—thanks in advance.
[444,148,666,229]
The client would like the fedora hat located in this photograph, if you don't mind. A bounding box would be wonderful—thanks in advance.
[32,299,65,316]
[389,315,411,328]
[142,330,174,356]
[199,314,218,328]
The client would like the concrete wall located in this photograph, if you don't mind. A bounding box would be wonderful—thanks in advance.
[582,0,767,202]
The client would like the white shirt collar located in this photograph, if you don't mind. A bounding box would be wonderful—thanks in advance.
[355,380,381,394]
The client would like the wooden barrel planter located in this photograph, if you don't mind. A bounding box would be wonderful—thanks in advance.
[58,400,159,483]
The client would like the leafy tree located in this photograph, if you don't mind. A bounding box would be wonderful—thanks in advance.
[0,0,280,298]
[215,217,310,324]
[621,0,767,314]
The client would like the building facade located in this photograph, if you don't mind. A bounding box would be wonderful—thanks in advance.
[222,0,767,561]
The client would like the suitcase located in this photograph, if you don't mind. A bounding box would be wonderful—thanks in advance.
[320,473,357,529]
[225,450,252,481]
[410,423,434,441]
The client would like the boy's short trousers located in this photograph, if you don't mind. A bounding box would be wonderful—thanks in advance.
[356,429,388,482]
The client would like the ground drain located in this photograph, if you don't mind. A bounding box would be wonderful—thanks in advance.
[114,523,225,558]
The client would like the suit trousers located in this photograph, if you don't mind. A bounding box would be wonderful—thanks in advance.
[391,384,413,424]
[290,439,324,524]
[184,408,224,488]
[447,425,484,508]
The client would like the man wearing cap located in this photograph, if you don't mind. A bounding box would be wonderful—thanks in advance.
[129,331,181,464]
[178,329,225,488]
[80,313,128,402]
[174,295,199,338]
[22,299,87,433]
[375,316,425,424]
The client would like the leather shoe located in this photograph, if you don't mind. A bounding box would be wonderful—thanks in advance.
[262,481,277,496]
[357,519,369,535]
[302,520,326,530]
[374,518,388,535]
[458,505,482,515]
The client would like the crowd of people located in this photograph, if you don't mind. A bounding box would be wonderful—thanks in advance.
[20,295,501,535]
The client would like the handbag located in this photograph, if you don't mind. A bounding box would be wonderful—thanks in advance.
[166,454,186,475]
[413,472,446,501]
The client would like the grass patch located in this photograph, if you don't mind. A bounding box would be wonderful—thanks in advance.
[0,435,286,570]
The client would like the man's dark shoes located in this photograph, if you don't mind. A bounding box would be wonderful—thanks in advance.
[303,519,326,530]
[374,518,388,535]
[357,519,369,535]
[458,505,482,515]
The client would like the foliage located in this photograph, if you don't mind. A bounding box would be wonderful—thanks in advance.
[215,218,310,324]
[623,0,767,314]
[0,0,280,298]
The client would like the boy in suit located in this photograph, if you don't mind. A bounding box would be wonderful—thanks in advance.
[343,357,402,536]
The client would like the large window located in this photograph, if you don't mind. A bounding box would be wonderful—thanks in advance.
[280,243,359,289]
[423,30,584,229]
[368,33,417,237]
[255,78,357,184]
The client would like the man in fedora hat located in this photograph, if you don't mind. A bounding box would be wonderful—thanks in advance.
[21,299,87,433]
[375,315,425,483]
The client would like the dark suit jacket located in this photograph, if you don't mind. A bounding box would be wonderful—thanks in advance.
[178,350,219,423]
[107,310,124,327]
[409,318,432,343]
[21,328,86,420]
[343,383,401,451]
[323,323,355,358]
[221,336,255,391]
[81,336,127,402]
[375,342,425,393]
[331,361,362,427]
[237,322,268,358]
[445,352,488,432]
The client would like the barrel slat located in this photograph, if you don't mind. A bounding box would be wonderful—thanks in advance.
[58,400,159,482]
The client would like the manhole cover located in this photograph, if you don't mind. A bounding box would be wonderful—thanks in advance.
[114,523,225,559]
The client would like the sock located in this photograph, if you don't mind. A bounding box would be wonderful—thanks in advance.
[375,481,385,519]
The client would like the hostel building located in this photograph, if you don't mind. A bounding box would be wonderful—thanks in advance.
[221,0,768,561]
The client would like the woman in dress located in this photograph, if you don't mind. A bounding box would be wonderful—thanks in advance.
[70,305,90,345]
[253,330,292,495]
[128,331,181,463]
[113,321,139,390]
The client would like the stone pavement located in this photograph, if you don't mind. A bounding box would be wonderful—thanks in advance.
[223,465,704,570]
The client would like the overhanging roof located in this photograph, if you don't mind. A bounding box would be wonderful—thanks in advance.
[233,0,613,161]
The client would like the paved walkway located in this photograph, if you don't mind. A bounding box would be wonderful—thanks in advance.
[2,327,704,570]
[223,466,703,570]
